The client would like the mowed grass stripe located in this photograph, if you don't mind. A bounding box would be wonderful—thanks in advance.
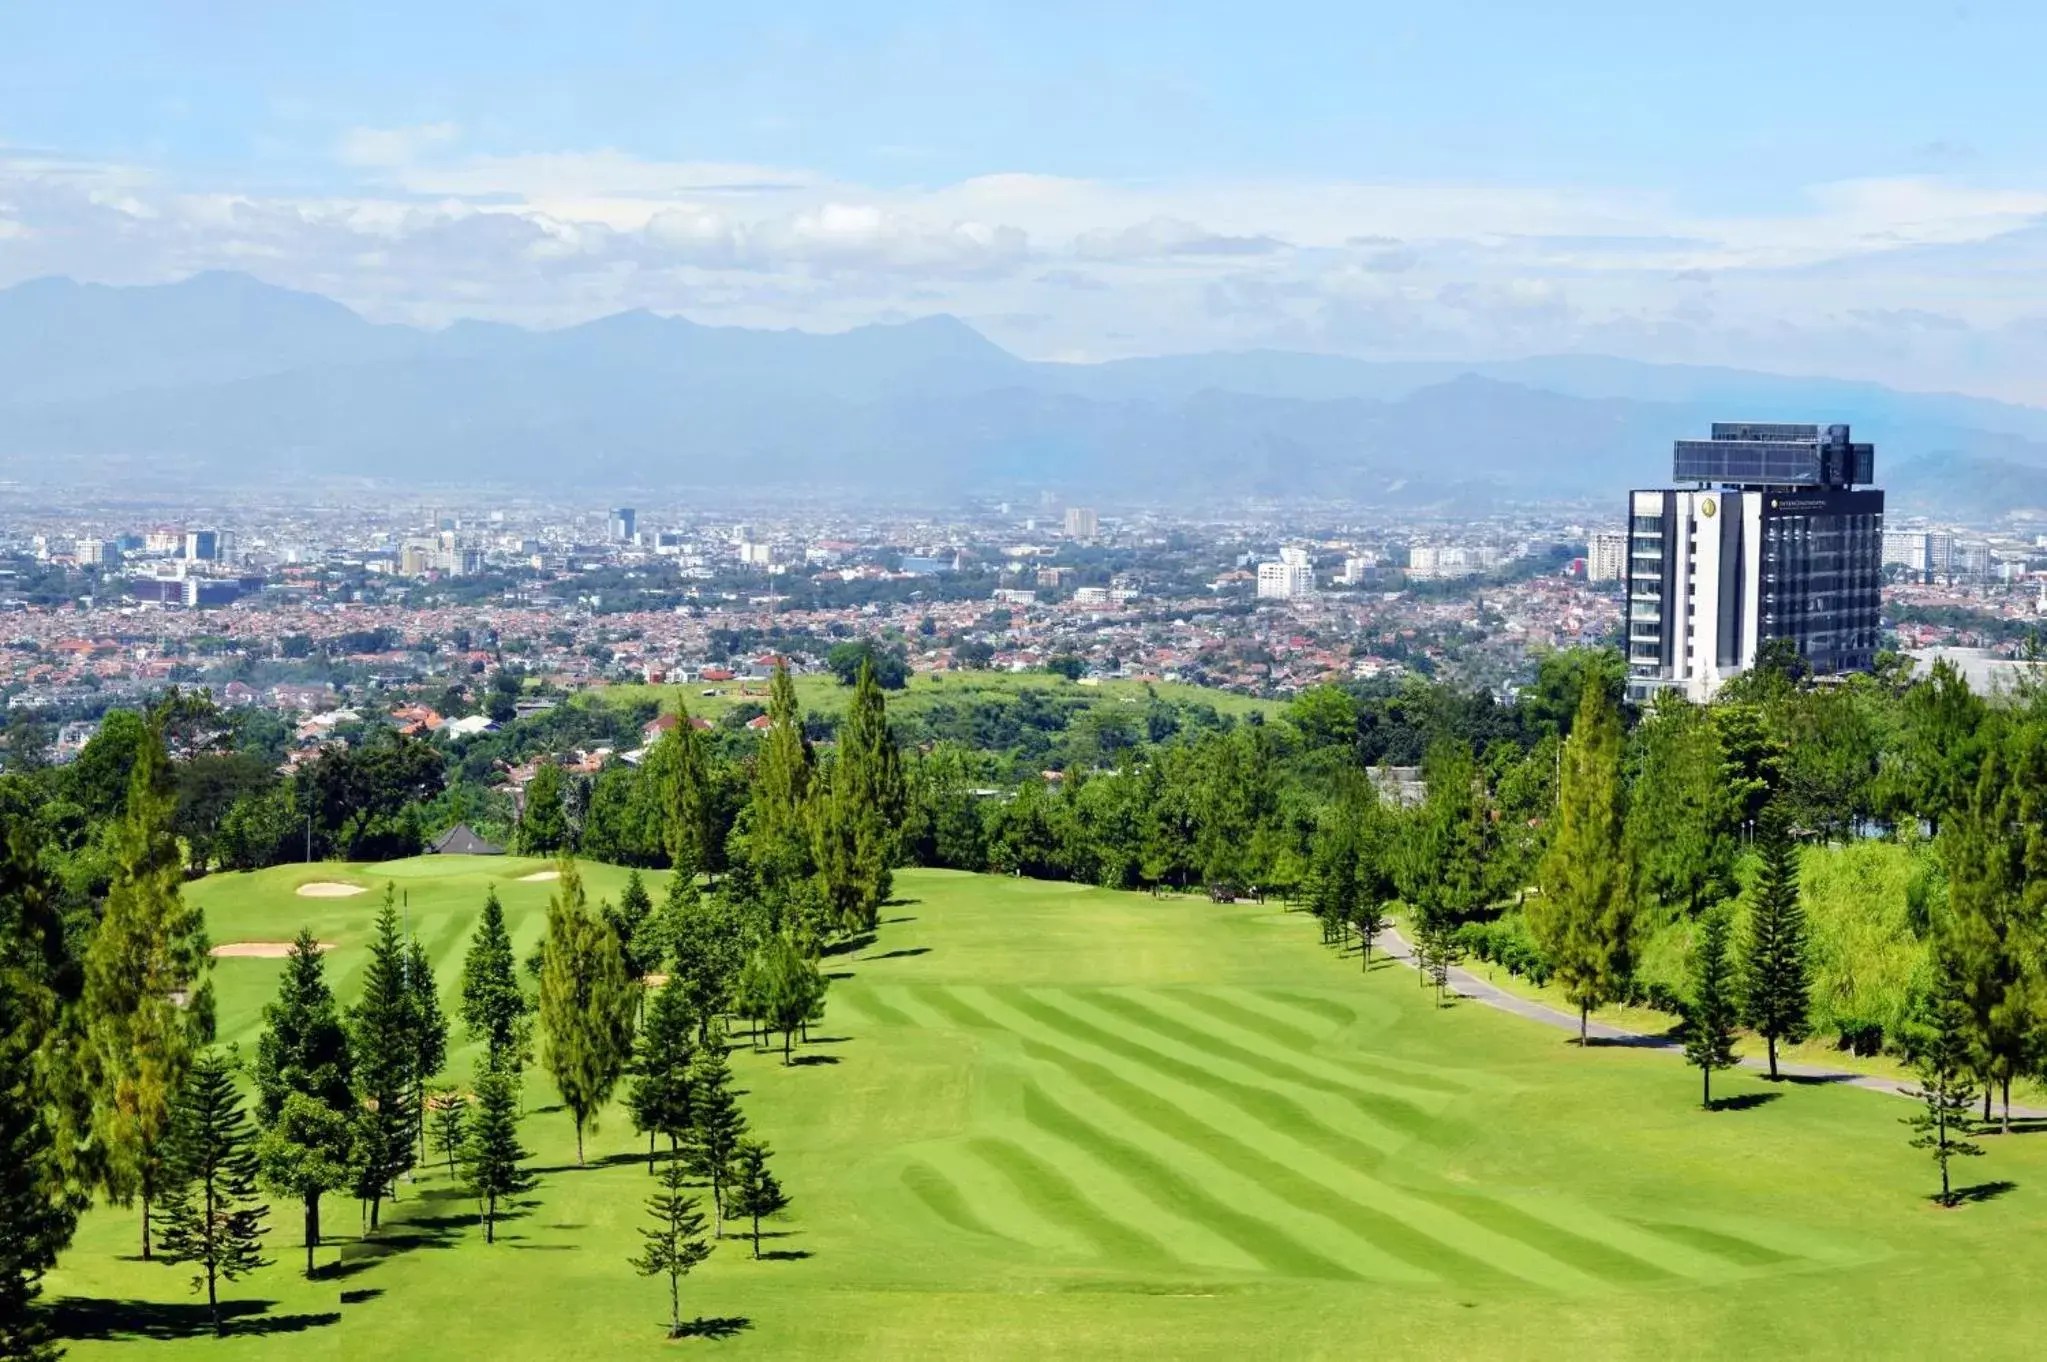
[1403,1191,1685,1287]
[1172,989,1475,1095]
[964,1136,1187,1271]
[901,1160,1006,1242]
[1014,1082,1364,1282]
[834,986,915,1030]
[1122,988,1458,1108]
[1012,1036,1500,1287]
[1633,1221,1797,1268]
[1019,988,1435,1154]
[914,1142,1089,1256]
[990,990,1606,1294]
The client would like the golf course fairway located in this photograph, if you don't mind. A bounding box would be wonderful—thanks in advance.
[43,859,2047,1359]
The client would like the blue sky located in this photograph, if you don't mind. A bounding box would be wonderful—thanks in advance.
[5,2,2047,395]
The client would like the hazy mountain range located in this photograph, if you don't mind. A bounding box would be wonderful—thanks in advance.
[3,270,2046,515]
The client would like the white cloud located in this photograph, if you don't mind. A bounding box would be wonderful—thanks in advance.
[336,123,461,170]
[10,141,2047,397]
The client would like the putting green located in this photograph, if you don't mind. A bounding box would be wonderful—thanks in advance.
[44,862,2047,1358]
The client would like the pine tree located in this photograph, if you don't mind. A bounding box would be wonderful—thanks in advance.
[538,860,640,1164]
[427,1085,467,1177]
[745,665,818,901]
[407,935,448,1163]
[82,715,209,1260]
[1685,908,1740,1108]
[1904,955,1985,1207]
[1742,806,1811,1081]
[726,1138,789,1258]
[252,930,355,1276]
[1939,745,2037,1132]
[156,1051,270,1336]
[1531,682,1637,1044]
[628,977,698,1172]
[460,886,531,1075]
[0,971,76,1362]
[462,1068,535,1244]
[254,929,353,1122]
[684,1035,747,1231]
[630,1160,713,1339]
[349,887,417,1229]
[607,870,656,986]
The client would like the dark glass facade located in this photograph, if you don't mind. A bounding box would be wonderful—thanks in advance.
[1757,488,1884,674]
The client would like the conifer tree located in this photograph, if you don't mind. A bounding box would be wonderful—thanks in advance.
[463,1068,535,1244]
[349,887,417,1229]
[157,1051,270,1336]
[1939,744,2038,1132]
[1904,955,1985,1207]
[406,936,448,1162]
[427,1085,467,1177]
[460,886,531,1075]
[607,870,656,986]
[745,665,817,900]
[727,1138,789,1258]
[538,860,640,1164]
[684,1035,747,1230]
[1685,908,1740,1108]
[813,659,904,933]
[252,931,354,1275]
[657,701,717,875]
[1743,806,1811,1081]
[628,978,698,1171]
[1532,682,1637,1044]
[665,870,743,1044]
[82,715,210,1259]
[0,971,75,1362]
[630,1160,713,1339]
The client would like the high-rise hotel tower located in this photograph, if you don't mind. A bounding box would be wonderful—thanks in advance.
[1626,422,1883,701]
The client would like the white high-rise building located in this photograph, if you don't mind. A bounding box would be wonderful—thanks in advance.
[1882,530,1929,575]
[1257,545,1315,600]
[1064,506,1099,541]
[1586,530,1629,582]
[1627,422,1883,703]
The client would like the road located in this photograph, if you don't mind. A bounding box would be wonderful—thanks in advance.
[1374,928,2047,1123]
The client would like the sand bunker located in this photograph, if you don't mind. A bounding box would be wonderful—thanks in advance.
[518,870,560,882]
[296,882,369,898]
[212,941,334,959]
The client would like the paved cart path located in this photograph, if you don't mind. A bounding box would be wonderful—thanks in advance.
[1375,928,2047,1122]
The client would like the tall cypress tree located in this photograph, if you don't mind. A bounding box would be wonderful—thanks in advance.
[1685,908,1740,1108]
[406,937,448,1164]
[252,930,354,1275]
[538,861,639,1165]
[157,1051,270,1336]
[519,761,571,855]
[746,665,817,900]
[1532,682,1636,1044]
[460,886,530,1076]
[664,869,743,1045]
[82,715,209,1259]
[462,1068,535,1244]
[815,660,904,933]
[349,888,416,1229]
[1743,806,1811,1081]
[657,701,717,875]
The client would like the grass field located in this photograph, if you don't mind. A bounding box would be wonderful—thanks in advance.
[594,669,1283,727]
[44,861,2047,1359]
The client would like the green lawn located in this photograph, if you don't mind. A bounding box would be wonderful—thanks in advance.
[594,669,1283,726]
[45,861,2047,1359]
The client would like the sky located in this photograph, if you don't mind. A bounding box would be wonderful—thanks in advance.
[6,1,2047,397]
